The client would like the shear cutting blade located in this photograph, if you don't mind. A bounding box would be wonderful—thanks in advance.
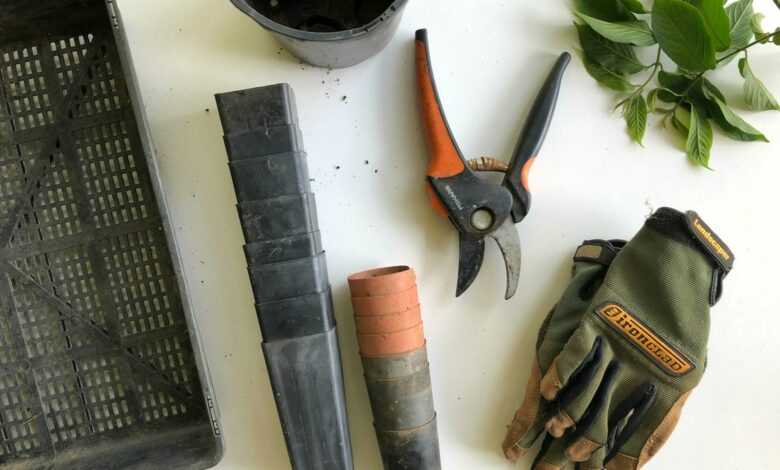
[489,219,522,300]
[456,235,484,297]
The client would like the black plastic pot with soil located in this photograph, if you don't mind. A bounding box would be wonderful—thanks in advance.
[229,0,409,68]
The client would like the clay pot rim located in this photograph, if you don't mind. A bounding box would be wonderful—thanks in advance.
[355,306,422,335]
[360,342,428,360]
[352,283,418,301]
[354,303,421,318]
[356,322,423,339]
[349,265,411,281]
[348,265,416,297]
[358,323,425,357]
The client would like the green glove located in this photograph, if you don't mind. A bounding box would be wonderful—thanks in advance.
[503,239,625,462]
[531,208,733,470]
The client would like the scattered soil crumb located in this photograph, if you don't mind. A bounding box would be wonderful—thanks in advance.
[364,160,369,165]
[335,165,341,170]
[341,95,348,102]
[374,169,379,174]
[205,108,210,113]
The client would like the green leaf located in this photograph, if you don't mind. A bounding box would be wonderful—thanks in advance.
[623,94,648,143]
[738,57,780,111]
[657,72,723,117]
[647,88,661,110]
[575,0,635,21]
[670,105,691,140]
[774,28,780,46]
[688,0,731,51]
[775,0,780,10]
[654,87,681,103]
[620,0,649,14]
[726,0,754,49]
[575,12,656,46]
[652,0,716,72]
[674,105,691,130]
[701,78,726,102]
[751,13,767,42]
[658,70,690,93]
[686,105,713,168]
[701,85,768,142]
[578,51,637,91]
[575,23,647,74]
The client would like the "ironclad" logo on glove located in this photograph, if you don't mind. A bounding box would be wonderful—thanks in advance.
[596,303,694,376]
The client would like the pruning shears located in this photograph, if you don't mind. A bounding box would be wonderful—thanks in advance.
[415,29,570,300]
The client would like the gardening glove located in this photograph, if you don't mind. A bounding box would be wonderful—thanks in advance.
[530,208,733,470]
[503,239,625,462]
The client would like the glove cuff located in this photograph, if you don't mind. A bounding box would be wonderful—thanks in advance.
[574,240,626,267]
[645,207,734,305]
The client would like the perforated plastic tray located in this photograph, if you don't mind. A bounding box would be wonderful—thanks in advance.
[0,1,222,468]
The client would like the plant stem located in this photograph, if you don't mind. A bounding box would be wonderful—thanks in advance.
[616,47,663,108]
[717,30,780,65]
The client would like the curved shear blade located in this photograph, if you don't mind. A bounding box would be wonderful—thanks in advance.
[489,219,522,300]
[457,235,484,297]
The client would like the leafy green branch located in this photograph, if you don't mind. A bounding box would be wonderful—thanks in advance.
[574,0,780,168]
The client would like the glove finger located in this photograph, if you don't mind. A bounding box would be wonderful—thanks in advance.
[531,433,570,470]
[547,342,615,438]
[564,361,621,463]
[540,329,603,402]
[604,383,657,465]
[579,446,608,470]
[628,390,694,467]
[569,381,658,469]
[503,358,550,461]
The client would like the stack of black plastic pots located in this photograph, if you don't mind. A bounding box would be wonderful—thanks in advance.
[215,84,353,470]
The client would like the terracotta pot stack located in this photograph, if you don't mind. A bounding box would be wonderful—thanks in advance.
[348,266,441,470]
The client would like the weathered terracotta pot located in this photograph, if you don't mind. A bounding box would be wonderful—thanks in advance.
[355,306,422,335]
[352,285,420,316]
[348,266,416,297]
[357,323,425,357]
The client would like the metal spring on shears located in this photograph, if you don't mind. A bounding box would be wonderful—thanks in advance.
[467,157,509,173]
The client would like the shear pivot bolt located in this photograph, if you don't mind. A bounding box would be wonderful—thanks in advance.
[471,209,494,231]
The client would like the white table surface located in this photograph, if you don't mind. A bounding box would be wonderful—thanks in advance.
[118,0,780,468]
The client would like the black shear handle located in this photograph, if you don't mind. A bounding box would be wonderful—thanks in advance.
[507,52,571,223]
